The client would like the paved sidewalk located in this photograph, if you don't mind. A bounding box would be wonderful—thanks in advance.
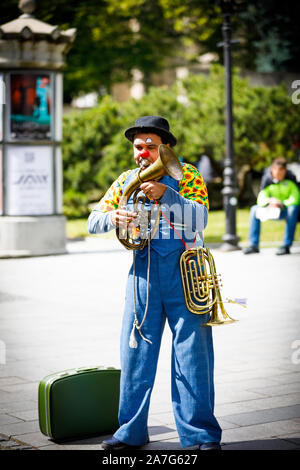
[0,236,300,451]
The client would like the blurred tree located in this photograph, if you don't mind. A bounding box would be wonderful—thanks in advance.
[62,65,300,217]
[159,0,300,73]
[1,0,180,101]
[1,1,299,102]
[238,0,300,73]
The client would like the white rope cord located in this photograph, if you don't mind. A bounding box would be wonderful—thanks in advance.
[129,240,152,348]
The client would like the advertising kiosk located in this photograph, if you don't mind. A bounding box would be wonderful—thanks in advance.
[0,0,76,256]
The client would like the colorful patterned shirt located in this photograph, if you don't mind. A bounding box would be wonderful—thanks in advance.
[97,163,209,212]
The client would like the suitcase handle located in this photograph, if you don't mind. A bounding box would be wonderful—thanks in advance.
[76,366,103,373]
[75,366,116,373]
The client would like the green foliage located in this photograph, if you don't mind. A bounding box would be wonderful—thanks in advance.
[1,0,181,101]
[2,1,299,100]
[239,0,300,73]
[62,96,123,217]
[177,66,299,170]
[62,65,299,217]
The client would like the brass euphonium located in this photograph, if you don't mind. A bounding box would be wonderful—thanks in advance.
[180,247,237,326]
[116,144,183,250]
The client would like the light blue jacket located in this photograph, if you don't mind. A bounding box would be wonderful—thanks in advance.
[87,168,208,256]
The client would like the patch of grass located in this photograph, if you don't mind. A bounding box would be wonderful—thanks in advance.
[67,208,300,245]
[66,218,92,239]
[66,218,116,239]
[204,208,300,245]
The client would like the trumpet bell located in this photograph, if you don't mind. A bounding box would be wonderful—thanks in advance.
[158,144,183,181]
[202,300,237,327]
[202,319,224,327]
[202,314,236,327]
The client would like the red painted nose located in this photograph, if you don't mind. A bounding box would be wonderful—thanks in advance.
[139,150,150,158]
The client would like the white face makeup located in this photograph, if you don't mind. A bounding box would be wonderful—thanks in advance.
[133,133,162,167]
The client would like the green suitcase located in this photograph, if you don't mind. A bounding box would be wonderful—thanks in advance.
[38,365,121,442]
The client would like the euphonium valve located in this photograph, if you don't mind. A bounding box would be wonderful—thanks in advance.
[180,247,237,326]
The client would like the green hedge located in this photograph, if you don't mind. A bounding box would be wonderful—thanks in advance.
[62,65,299,218]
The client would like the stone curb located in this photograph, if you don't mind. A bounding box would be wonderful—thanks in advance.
[0,433,38,450]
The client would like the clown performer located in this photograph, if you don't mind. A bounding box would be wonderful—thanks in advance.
[87,116,222,451]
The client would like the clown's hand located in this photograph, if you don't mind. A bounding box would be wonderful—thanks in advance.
[140,181,166,200]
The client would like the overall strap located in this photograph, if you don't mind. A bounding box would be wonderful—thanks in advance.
[154,201,198,251]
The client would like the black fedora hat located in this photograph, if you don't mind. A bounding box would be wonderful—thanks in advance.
[124,116,177,147]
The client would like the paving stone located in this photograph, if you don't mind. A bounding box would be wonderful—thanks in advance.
[0,419,40,437]
[0,390,11,402]
[144,439,183,450]
[149,401,173,413]
[149,430,179,443]
[215,375,278,388]
[217,418,240,430]
[0,435,37,450]
[8,408,39,421]
[271,372,300,385]
[12,431,52,448]
[0,377,30,387]
[276,432,300,446]
[215,388,266,404]
[0,400,37,414]
[147,415,168,427]
[0,439,24,449]
[149,411,175,425]
[0,390,36,404]
[37,433,112,450]
[221,404,300,426]
[0,381,38,394]
[222,438,300,450]
[0,413,23,426]
[247,382,300,398]
[215,392,300,417]
[0,243,299,450]
[222,419,300,443]
[36,444,68,450]
[149,425,177,437]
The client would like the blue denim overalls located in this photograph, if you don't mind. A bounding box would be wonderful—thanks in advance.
[113,169,222,447]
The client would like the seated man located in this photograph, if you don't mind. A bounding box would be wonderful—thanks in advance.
[244,158,300,256]
[260,161,297,191]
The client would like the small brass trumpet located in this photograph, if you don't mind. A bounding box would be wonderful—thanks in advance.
[180,247,237,326]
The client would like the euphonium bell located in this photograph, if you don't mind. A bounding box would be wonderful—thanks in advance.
[180,247,237,326]
[116,144,183,250]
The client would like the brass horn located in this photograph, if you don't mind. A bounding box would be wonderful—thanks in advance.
[180,247,237,326]
[116,144,183,250]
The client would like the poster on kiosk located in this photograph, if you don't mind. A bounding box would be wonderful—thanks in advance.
[4,72,54,216]
[9,73,51,141]
[5,145,54,216]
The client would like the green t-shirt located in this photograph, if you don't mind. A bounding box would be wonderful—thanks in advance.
[257,179,300,207]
